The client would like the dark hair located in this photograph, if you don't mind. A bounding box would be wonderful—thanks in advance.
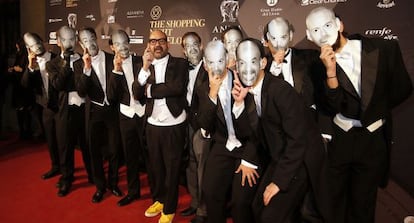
[221,25,243,41]
[263,17,294,41]
[181,32,202,48]
[78,27,97,38]
[236,38,265,59]
[109,29,130,46]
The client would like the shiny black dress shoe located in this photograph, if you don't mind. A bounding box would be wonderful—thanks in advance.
[180,206,197,216]
[190,215,206,223]
[57,184,71,197]
[109,186,123,197]
[92,190,106,203]
[41,169,60,180]
[117,194,140,207]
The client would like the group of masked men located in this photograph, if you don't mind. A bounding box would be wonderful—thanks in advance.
[20,6,412,223]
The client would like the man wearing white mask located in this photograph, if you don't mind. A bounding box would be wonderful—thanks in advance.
[197,40,259,223]
[108,29,145,207]
[306,6,412,223]
[232,38,326,223]
[22,32,60,181]
[75,27,123,203]
[47,25,92,197]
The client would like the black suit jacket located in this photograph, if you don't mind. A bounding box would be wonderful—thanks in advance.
[47,53,83,118]
[132,55,189,119]
[197,70,260,166]
[21,52,59,112]
[235,72,326,192]
[187,62,208,130]
[107,55,145,107]
[321,35,412,186]
[75,51,115,105]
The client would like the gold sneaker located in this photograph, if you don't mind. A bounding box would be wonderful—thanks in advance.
[158,212,175,223]
[144,201,164,217]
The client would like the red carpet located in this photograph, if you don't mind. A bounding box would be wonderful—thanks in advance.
[0,134,214,223]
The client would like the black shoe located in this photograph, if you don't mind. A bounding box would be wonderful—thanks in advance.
[57,184,71,197]
[92,190,106,203]
[117,194,140,207]
[109,186,123,197]
[180,206,197,216]
[190,215,206,223]
[41,169,60,180]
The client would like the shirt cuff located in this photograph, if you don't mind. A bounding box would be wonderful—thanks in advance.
[241,159,258,169]
[200,128,211,139]
[232,101,245,119]
[112,70,123,75]
[138,68,150,86]
[321,134,332,141]
[83,68,91,77]
[146,84,152,98]
[209,95,217,105]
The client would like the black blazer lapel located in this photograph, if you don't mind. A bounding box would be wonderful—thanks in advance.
[291,51,304,94]
[360,47,378,112]
[245,94,259,131]
[336,65,360,99]
[261,73,271,116]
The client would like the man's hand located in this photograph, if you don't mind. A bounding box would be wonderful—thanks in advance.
[113,52,123,72]
[207,67,224,100]
[263,182,280,206]
[82,47,92,71]
[232,71,249,106]
[142,45,154,71]
[272,49,285,65]
[320,45,337,77]
[235,164,259,187]
[27,48,37,70]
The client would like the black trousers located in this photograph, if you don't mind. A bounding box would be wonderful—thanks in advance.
[119,113,145,196]
[185,128,211,216]
[56,104,92,185]
[328,125,387,223]
[88,104,121,191]
[203,144,259,223]
[42,107,60,171]
[145,122,186,215]
[253,164,308,223]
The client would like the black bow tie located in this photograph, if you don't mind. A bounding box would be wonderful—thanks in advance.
[189,63,196,70]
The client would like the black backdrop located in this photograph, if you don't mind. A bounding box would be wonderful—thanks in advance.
[45,0,414,196]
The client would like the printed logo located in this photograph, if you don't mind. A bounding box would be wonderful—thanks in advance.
[365,27,398,40]
[127,10,144,19]
[49,0,62,6]
[220,0,239,23]
[267,0,278,7]
[85,14,96,21]
[377,0,395,9]
[48,18,63,23]
[150,5,162,20]
[300,0,347,6]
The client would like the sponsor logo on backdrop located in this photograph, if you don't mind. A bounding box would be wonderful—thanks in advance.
[127,10,145,19]
[150,5,162,20]
[49,18,63,23]
[365,27,398,40]
[267,0,279,7]
[66,0,78,8]
[67,13,77,28]
[220,0,239,23]
[50,0,62,6]
[260,7,282,17]
[299,0,347,6]
[49,32,57,44]
[149,5,205,45]
[85,14,96,21]
[107,15,115,24]
[377,0,395,9]
[108,0,117,2]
